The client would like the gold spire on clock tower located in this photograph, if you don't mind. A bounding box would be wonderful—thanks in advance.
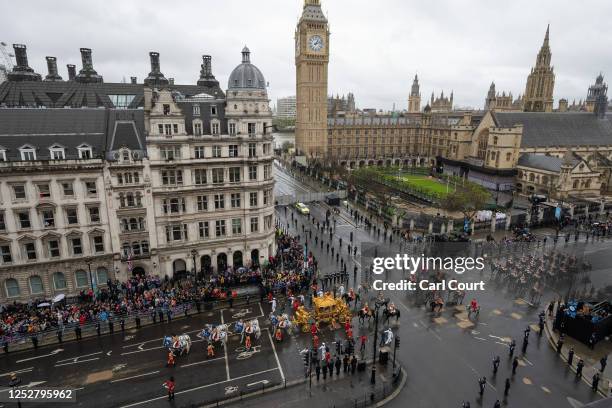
[295,0,329,158]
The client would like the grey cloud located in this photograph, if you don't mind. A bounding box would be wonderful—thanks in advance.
[2,0,611,110]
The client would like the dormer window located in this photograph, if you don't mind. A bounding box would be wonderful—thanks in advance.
[19,145,36,161]
[163,104,170,115]
[0,148,6,162]
[121,149,131,162]
[193,105,200,116]
[78,144,93,159]
[211,106,217,116]
[49,145,65,160]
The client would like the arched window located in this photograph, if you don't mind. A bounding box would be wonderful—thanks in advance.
[529,173,535,182]
[573,180,579,189]
[122,242,130,257]
[129,218,138,230]
[136,193,142,207]
[493,136,498,145]
[506,152,512,161]
[53,272,67,290]
[121,219,129,232]
[141,241,149,254]
[96,267,109,285]
[585,179,591,188]
[5,279,20,297]
[138,217,146,230]
[542,176,549,185]
[29,275,44,294]
[119,194,126,208]
[74,270,89,288]
[477,130,489,160]
[126,193,135,207]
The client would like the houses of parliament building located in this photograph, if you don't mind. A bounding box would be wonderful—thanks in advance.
[294,2,612,204]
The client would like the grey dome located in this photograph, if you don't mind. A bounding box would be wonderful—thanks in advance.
[227,46,266,90]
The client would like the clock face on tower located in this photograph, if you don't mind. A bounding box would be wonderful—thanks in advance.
[308,35,323,52]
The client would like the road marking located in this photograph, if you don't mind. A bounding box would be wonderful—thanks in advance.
[225,385,238,395]
[107,351,112,356]
[16,348,63,364]
[247,379,270,387]
[121,346,163,355]
[56,351,102,363]
[0,368,33,377]
[0,381,47,393]
[137,343,145,351]
[267,329,285,381]
[110,371,160,383]
[181,357,224,368]
[259,302,265,317]
[124,335,135,341]
[55,357,100,367]
[522,357,534,366]
[474,337,487,341]
[118,368,279,407]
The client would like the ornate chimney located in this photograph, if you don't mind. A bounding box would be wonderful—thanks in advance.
[144,52,169,87]
[7,44,41,81]
[44,56,63,81]
[75,48,103,83]
[197,54,219,87]
[67,64,76,80]
[130,76,137,84]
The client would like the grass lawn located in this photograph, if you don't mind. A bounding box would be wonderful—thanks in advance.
[399,174,453,197]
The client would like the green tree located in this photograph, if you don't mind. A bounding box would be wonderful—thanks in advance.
[281,141,294,153]
[440,182,490,222]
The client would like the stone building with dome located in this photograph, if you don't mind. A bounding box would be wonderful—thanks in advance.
[0,43,275,302]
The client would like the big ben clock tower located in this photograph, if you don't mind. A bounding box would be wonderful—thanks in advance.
[295,0,329,158]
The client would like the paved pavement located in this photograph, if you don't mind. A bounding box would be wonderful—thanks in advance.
[273,168,612,408]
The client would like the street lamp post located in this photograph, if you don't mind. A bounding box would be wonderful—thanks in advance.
[371,298,387,385]
[85,257,94,296]
[9,373,22,408]
[191,249,198,291]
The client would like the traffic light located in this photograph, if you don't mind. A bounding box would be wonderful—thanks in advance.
[302,350,310,367]
[395,336,400,348]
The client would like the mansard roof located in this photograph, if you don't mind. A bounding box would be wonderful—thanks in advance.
[0,108,145,161]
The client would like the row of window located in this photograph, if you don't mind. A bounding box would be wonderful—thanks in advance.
[165,214,273,243]
[330,128,447,136]
[0,233,105,265]
[116,171,141,185]
[0,206,100,232]
[160,165,272,186]
[5,180,98,202]
[161,190,272,215]
[3,268,108,298]
[0,144,93,162]
[159,143,271,160]
[192,104,218,116]
[118,192,143,209]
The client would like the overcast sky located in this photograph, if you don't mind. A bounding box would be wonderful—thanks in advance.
[4,0,612,110]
